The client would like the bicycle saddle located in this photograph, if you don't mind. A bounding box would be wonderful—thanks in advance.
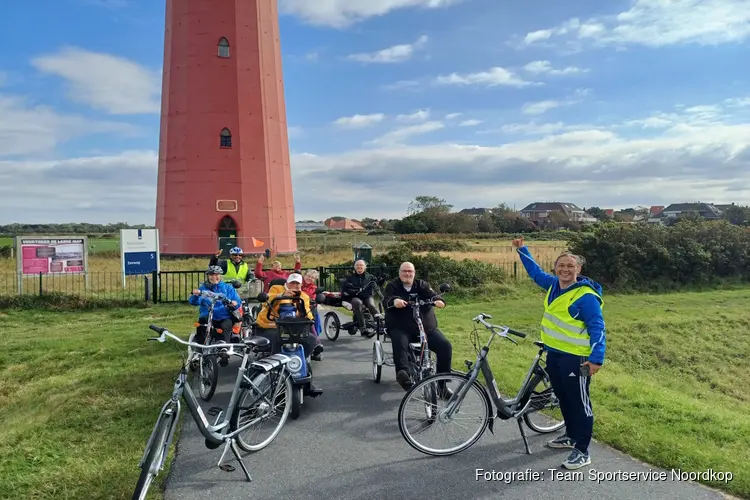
[244,336,271,350]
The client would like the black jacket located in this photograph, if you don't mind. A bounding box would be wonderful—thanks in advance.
[341,272,376,299]
[383,278,443,334]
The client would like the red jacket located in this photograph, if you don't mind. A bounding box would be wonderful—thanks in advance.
[301,281,317,299]
[254,261,302,291]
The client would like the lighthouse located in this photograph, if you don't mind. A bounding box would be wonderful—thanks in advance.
[155,0,298,256]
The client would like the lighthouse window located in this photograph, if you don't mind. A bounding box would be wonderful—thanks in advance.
[220,128,232,148]
[218,38,230,58]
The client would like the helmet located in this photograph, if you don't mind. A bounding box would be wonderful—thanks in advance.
[206,265,223,275]
[229,246,244,255]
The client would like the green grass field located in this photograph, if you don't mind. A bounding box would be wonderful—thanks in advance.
[2,286,748,499]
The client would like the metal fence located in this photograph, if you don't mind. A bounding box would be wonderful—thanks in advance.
[0,260,552,304]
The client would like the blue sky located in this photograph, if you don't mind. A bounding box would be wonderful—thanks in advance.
[0,0,748,224]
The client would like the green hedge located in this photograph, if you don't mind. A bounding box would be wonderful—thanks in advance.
[566,220,750,291]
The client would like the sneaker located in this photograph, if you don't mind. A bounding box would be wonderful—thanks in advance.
[311,344,324,361]
[546,434,575,449]
[561,449,591,469]
[396,370,412,390]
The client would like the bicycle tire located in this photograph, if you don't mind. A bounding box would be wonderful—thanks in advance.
[132,412,172,500]
[398,373,491,456]
[232,371,293,452]
[324,312,340,341]
[522,373,565,434]
[198,355,219,401]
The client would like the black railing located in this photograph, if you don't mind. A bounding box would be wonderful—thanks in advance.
[0,261,546,306]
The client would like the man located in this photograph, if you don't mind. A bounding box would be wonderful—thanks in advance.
[188,265,243,366]
[209,246,253,282]
[254,273,323,396]
[254,253,302,292]
[383,261,452,396]
[341,259,380,337]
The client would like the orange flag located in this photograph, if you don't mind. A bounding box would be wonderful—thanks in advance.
[251,237,264,248]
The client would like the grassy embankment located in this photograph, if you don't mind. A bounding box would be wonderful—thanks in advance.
[2,286,749,499]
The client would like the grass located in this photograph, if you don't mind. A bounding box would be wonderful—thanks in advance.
[2,286,749,499]
[0,305,198,500]
[435,285,750,498]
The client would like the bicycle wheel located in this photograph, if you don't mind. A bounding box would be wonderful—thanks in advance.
[398,373,491,456]
[198,354,219,401]
[522,373,565,433]
[132,411,174,500]
[324,312,340,341]
[232,370,293,452]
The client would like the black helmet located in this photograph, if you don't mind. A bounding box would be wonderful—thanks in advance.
[206,265,223,275]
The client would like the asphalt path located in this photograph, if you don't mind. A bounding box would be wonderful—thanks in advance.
[164,309,736,500]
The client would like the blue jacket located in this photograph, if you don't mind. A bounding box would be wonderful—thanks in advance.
[517,246,607,365]
[188,280,242,321]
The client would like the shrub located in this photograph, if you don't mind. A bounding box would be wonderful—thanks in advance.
[566,220,750,291]
[402,239,469,252]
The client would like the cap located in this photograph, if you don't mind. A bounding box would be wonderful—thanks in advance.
[286,273,303,284]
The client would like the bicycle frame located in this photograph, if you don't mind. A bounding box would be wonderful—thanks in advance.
[139,327,292,481]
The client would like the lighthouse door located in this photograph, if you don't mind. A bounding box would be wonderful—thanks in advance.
[217,216,238,256]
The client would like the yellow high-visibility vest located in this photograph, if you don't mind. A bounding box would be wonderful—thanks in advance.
[540,286,603,357]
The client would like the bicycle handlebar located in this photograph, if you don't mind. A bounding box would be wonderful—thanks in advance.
[472,313,527,339]
[147,324,250,351]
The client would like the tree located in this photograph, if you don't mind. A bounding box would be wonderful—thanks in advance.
[721,205,750,226]
[406,196,453,216]
[585,206,608,221]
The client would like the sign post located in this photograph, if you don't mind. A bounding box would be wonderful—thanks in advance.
[15,236,89,294]
[120,229,160,288]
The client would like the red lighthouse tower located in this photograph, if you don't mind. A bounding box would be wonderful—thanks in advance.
[155,0,297,256]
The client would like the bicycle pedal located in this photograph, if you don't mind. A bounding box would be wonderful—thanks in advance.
[207,406,222,416]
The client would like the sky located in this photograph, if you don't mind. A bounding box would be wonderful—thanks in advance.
[0,0,748,224]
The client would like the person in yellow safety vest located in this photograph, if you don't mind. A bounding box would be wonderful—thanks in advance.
[209,246,252,282]
[512,236,606,471]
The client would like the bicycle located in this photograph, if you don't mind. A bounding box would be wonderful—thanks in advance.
[397,312,563,457]
[188,289,242,401]
[132,325,294,500]
[323,276,385,341]
[379,284,451,422]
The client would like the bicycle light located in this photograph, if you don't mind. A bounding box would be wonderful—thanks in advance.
[287,355,303,374]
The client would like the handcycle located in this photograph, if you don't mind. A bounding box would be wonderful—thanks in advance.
[188,288,246,401]
[256,288,324,419]
[397,313,563,457]
[322,276,386,341]
[132,325,295,500]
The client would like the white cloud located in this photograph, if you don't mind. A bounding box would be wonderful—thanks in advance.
[333,113,385,128]
[0,93,142,157]
[522,100,563,115]
[435,67,538,88]
[397,109,430,122]
[31,46,161,115]
[368,121,444,146]
[522,60,588,75]
[521,0,750,48]
[347,35,428,63]
[0,150,157,224]
[445,113,462,119]
[279,0,466,28]
[458,119,481,126]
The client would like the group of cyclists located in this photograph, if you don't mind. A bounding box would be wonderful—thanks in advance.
[189,240,607,471]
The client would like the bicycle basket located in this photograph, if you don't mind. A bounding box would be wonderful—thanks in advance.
[276,316,313,339]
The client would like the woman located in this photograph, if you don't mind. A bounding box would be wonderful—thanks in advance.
[301,269,324,338]
[512,236,606,471]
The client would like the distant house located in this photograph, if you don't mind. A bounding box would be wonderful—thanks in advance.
[519,202,598,226]
[649,202,722,224]
[296,221,327,231]
[604,209,614,218]
[324,217,365,230]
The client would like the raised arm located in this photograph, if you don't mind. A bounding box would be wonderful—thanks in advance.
[512,237,557,290]
[293,254,301,271]
[209,251,228,274]
[254,258,267,280]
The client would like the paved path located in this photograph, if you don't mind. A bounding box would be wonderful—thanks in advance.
[165,309,734,500]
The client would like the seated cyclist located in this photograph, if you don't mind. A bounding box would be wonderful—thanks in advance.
[341,259,380,337]
[254,273,324,395]
[383,261,453,398]
[189,265,243,366]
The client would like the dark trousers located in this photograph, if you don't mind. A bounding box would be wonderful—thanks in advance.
[255,327,317,359]
[196,316,233,344]
[389,327,452,375]
[545,349,594,454]
[350,296,379,328]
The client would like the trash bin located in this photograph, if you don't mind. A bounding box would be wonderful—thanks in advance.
[352,242,373,265]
